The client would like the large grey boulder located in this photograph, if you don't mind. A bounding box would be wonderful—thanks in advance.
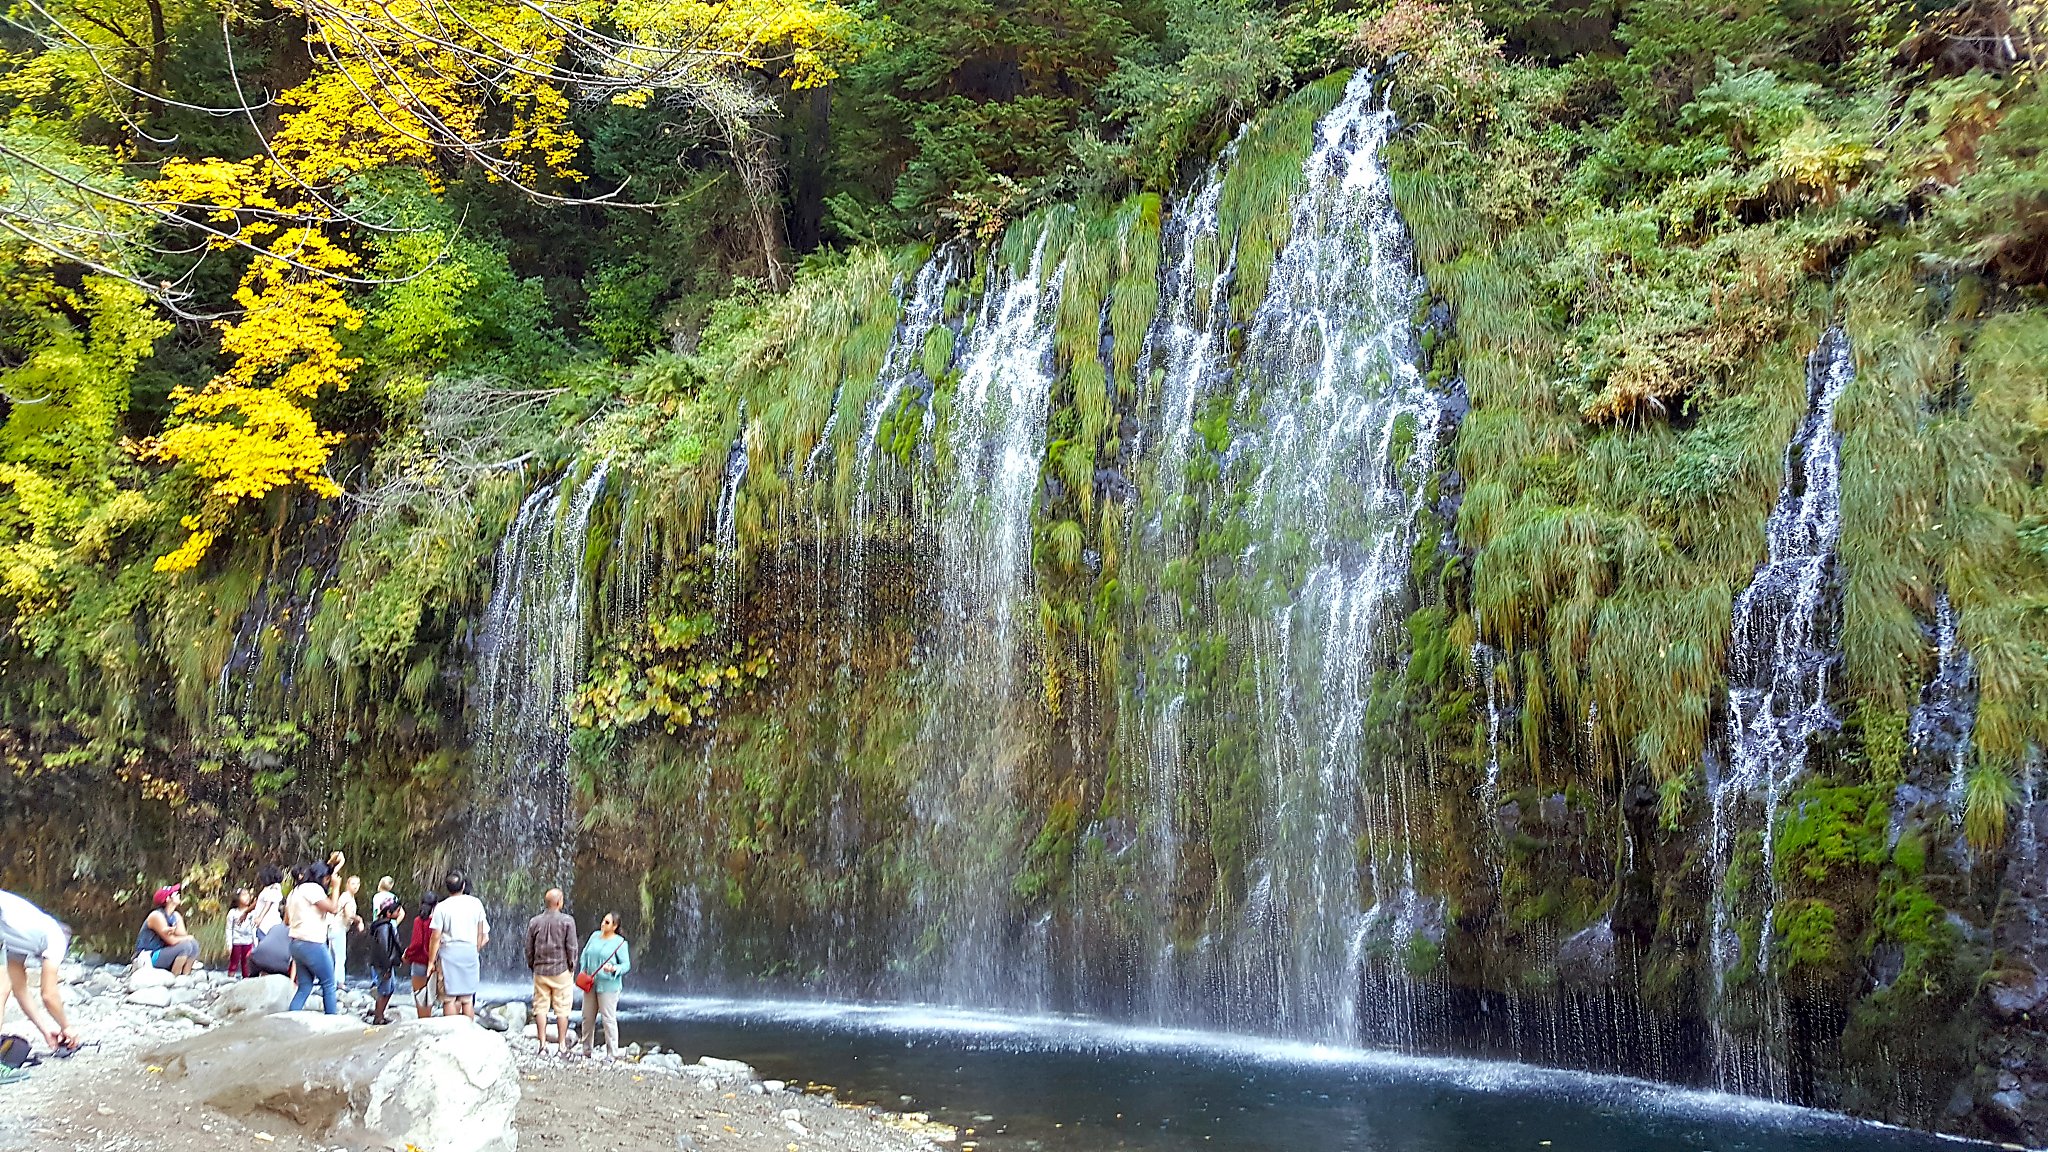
[212,974,297,1020]
[147,1012,518,1152]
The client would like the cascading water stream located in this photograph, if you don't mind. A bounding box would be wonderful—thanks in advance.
[910,222,1066,1008]
[470,462,609,906]
[1473,643,1506,812]
[1199,72,1442,1045]
[1908,592,1978,819]
[844,246,966,627]
[711,409,750,630]
[1709,326,1853,1096]
[1125,156,1236,1010]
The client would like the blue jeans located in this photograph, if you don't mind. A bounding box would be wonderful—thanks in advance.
[290,938,338,1014]
[328,925,348,989]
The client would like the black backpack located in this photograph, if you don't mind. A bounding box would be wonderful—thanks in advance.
[368,917,404,970]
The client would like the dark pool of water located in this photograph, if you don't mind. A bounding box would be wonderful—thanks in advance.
[615,998,1976,1152]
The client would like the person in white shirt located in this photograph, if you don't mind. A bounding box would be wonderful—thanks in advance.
[286,862,341,1014]
[0,889,76,1051]
[371,875,397,920]
[427,871,489,1019]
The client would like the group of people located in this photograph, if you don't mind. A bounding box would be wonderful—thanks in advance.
[3,866,636,1059]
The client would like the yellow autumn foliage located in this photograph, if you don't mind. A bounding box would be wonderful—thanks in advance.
[139,0,863,570]
[609,0,861,92]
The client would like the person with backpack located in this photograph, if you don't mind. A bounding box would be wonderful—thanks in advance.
[0,890,75,1053]
[366,899,406,1025]
[576,912,630,1060]
[404,893,438,1018]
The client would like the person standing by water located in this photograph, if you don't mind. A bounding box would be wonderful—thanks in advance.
[225,888,259,977]
[576,912,630,1060]
[404,893,438,1018]
[366,899,406,1025]
[524,888,579,1057]
[286,862,340,1013]
[330,868,362,991]
[0,890,76,1051]
[136,885,200,974]
[427,872,488,1019]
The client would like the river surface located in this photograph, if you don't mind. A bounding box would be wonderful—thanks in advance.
[614,997,1976,1152]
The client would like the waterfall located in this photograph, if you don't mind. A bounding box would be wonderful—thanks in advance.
[845,246,966,626]
[1474,643,1506,811]
[469,462,609,904]
[1127,156,1235,1011]
[1709,326,1853,1096]
[711,410,749,629]
[1908,592,1978,818]
[1205,71,1442,1044]
[911,221,1066,1007]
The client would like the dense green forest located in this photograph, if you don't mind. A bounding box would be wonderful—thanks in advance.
[2,0,2046,1140]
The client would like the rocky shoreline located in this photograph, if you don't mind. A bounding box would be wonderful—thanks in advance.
[0,960,957,1152]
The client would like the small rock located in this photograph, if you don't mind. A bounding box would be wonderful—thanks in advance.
[784,1120,810,1138]
[747,1082,766,1095]
[674,1136,695,1151]
[1989,1089,2028,1128]
[166,1004,216,1027]
[127,986,173,1008]
[763,1079,785,1093]
[779,1109,802,1122]
[1987,972,2048,1021]
[697,1056,754,1079]
[127,965,175,991]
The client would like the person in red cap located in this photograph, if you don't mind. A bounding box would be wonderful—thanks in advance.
[136,884,200,975]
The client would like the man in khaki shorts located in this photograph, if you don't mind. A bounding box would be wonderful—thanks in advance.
[524,888,580,1058]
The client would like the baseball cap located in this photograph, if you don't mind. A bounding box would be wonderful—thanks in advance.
[153,884,181,906]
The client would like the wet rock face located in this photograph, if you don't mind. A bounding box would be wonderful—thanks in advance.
[1983,775,2048,1145]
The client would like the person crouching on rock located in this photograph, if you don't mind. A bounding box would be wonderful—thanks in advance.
[427,871,489,1020]
[285,862,341,1013]
[405,892,438,1017]
[0,889,77,1052]
[137,884,200,975]
[367,897,407,1025]
[525,887,579,1058]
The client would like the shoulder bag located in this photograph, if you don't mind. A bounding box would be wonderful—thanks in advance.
[576,940,625,994]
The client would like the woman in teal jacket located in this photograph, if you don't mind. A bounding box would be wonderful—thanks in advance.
[577,912,631,1059]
